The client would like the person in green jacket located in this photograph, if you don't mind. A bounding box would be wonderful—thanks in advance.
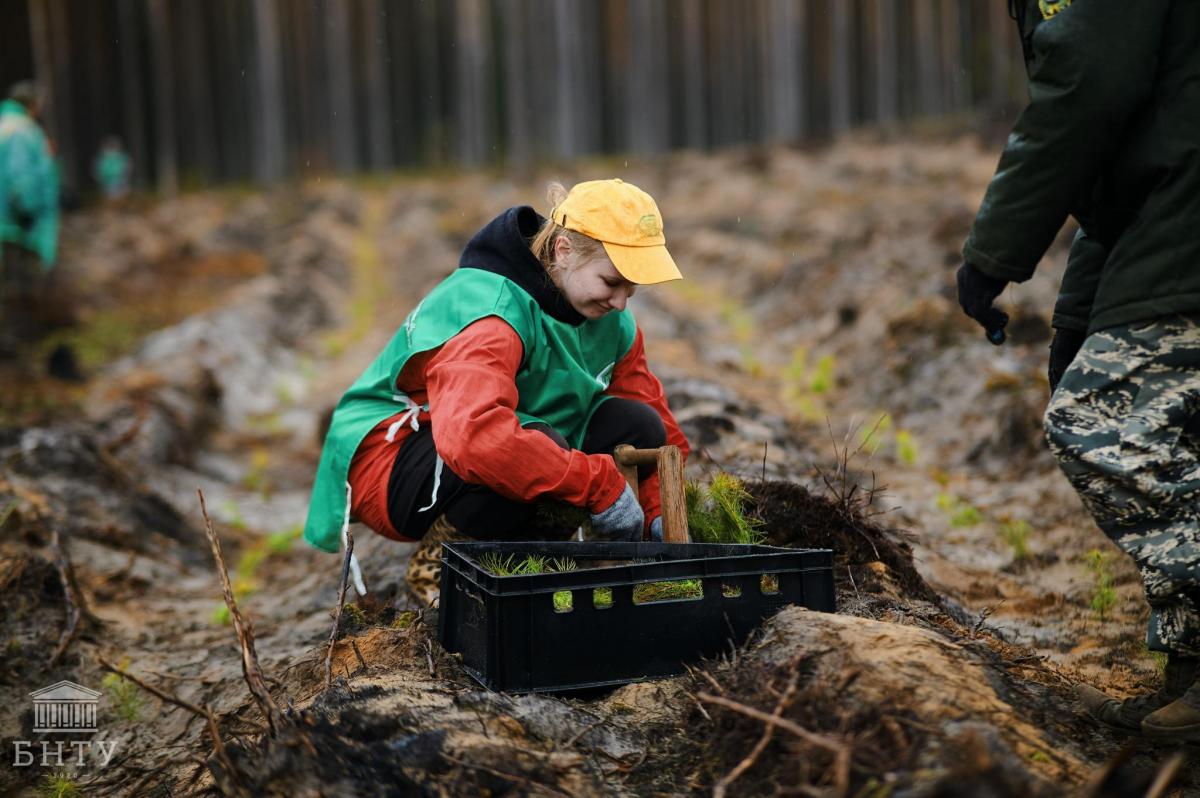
[93,136,131,202]
[0,80,60,348]
[956,0,1200,741]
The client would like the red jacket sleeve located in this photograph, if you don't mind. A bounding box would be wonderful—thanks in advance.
[605,327,691,525]
[425,316,627,514]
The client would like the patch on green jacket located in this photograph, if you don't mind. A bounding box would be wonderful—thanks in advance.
[1039,0,1072,19]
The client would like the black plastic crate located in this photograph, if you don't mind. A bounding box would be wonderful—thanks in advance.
[437,541,835,693]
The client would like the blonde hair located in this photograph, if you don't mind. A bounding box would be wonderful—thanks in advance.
[529,181,605,271]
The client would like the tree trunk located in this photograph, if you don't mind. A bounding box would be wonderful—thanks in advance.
[627,0,669,153]
[939,0,965,112]
[914,0,940,116]
[252,0,285,183]
[454,0,492,166]
[829,0,853,135]
[115,0,148,187]
[499,0,531,176]
[989,0,1016,113]
[679,0,706,149]
[360,0,393,171]
[868,0,897,127]
[552,0,581,159]
[180,0,217,185]
[145,0,176,195]
[324,0,357,173]
[416,0,444,164]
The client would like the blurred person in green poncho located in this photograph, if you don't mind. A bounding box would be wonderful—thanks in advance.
[0,80,62,352]
[93,136,131,203]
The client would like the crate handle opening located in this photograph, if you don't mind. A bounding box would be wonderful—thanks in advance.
[721,582,743,598]
[633,579,703,605]
[760,574,780,595]
[593,588,614,609]
[552,590,573,613]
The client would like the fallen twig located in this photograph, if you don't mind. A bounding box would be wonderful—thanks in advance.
[197,489,285,732]
[350,639,368,673]
[712,672,800,798]
[48,530,81,668]
[324,521,356,689]
[697,691,849,796]
[424,637,436,678]
[98,655,244,795]
[970,599,1005,637]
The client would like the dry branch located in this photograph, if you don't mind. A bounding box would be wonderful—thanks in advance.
[324,523,355,689]
[712,672,800,798]
[48,530,82,668]
[197,489,285,732]
[697,691,849,796]
[97,655,244,795]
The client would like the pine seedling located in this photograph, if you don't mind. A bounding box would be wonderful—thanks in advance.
[101,664,143,722]
[998,519,1031,561]
[686,473,765,545]
[1086,548,1118,620]
[38,773,82,798]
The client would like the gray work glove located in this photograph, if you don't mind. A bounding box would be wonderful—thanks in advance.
[590,483,644,542]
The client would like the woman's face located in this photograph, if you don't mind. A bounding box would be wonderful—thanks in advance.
[552,236,637,319]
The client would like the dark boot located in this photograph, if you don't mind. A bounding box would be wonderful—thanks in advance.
[1075,655,1199,731]
[1142,665,1200,741]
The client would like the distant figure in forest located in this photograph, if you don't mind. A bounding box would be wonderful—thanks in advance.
[955,0,1200,742]
[93,136,131,202]
[0,80,61,352]
[304,179,689,607]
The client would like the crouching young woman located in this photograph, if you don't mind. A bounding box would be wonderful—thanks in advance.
[303,179,691,605]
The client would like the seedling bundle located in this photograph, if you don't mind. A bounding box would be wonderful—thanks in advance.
[437,540,835,692]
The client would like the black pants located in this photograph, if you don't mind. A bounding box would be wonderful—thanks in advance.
[387,397,665,539]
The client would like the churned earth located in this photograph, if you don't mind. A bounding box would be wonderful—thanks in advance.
[0,132,1189,796]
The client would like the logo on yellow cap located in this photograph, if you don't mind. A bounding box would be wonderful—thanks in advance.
[637,214,661,239]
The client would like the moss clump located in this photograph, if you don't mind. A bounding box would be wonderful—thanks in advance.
[686,473,765,545]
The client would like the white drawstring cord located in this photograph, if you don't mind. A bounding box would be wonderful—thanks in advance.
[341,482,367,596]
[417,454,444,513]
[385,393,424,442]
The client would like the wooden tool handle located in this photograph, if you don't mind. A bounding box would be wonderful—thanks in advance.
[613,444,689,543]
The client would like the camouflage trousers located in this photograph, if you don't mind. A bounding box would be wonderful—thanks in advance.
[1045,315,1200,656]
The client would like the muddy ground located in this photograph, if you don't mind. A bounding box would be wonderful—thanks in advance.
[1,132,1193,796]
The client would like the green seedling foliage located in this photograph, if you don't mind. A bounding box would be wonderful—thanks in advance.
[894,429,919,465]
[101,668,143,722]
[686,473,765,545]
[267,524,303,554]
[1147,647,1169,676]
[1086,548,1118,620]
[392,611,416,630]
[37,773,82,798]
[633,579,703,603]
[936,493,982,528]
[211,603,231,626]
[220,500,246,530]
[809,354,836,394]
[998,519,1031,561]
[857,412,893,454]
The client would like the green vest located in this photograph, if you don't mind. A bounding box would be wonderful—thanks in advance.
[304,268,637,553]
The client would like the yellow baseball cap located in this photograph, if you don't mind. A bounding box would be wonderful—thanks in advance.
[551,179,683,285]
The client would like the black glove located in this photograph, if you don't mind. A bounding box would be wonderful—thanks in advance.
[956,262,1009,345]
[1048,328,1087,394]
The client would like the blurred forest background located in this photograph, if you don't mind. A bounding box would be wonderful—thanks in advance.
[1,0,1024,198]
